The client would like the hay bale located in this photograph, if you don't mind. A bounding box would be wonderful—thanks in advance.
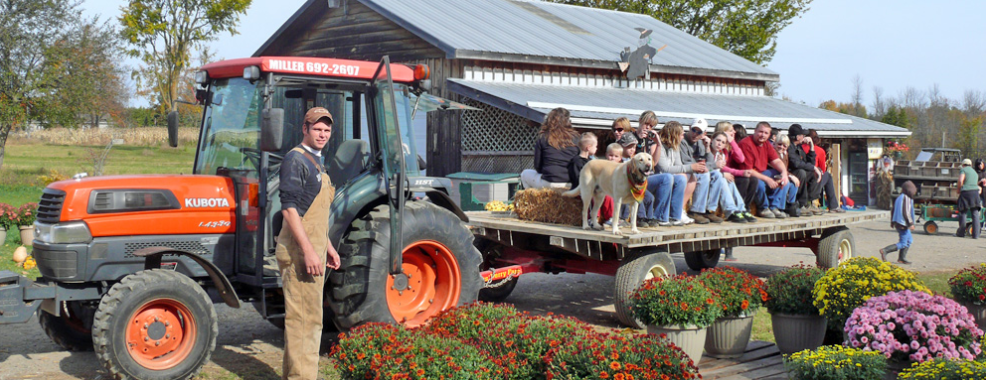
[513,188,584,226]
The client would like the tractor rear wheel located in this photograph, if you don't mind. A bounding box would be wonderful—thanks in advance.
[92,270,217,380]
[614,249,676,329]
[39,301,95,351]
[328,202,482,330]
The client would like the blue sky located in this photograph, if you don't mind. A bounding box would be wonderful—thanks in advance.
[85,0,985,108]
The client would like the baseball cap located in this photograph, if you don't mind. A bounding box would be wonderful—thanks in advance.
[788,124,805,137]
[962,158,973,166]
[304,107,334,126]
[617,133,638,147]
[691,118,708,133]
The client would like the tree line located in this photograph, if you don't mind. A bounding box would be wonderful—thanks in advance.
[0,0,249,170]
[818,75,986,160]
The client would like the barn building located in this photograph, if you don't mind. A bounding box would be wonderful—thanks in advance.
[257,0,910,206]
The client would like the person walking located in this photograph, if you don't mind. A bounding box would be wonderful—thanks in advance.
[955,158,981,239]
[276,107,342,380]
[880,181,916,264]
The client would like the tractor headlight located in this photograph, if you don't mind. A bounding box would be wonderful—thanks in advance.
[35,221,92,244]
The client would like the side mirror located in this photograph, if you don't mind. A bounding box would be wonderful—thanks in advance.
[167,111,179,147]
[260,108,284,152]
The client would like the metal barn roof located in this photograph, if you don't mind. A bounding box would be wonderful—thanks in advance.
[447,78,911,137]
[258,0,778,81]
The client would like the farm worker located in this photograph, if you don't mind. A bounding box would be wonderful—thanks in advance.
[955,158,981,239]
[520,107,580,189]
[786,124,822,216]
[737,121,798,219]
[880,181,917,264]
[275,106,341,380]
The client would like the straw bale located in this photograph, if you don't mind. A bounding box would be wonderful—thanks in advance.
[513,188,584,226]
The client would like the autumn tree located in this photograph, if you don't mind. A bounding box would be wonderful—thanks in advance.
[119,0,251,115]
[0,0,82,170]
[547,0,812,64]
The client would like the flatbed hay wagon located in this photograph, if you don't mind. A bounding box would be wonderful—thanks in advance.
[469,209,888,328]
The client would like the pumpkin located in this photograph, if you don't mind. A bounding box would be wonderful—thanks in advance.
[12,246,27,263]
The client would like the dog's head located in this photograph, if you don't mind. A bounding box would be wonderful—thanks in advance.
[628,153,653,184]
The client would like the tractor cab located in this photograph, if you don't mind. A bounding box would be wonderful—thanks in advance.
[182,56,478,324]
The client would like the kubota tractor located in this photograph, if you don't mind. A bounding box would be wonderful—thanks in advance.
[0,56,483,379]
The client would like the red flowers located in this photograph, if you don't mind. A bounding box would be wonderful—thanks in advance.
[698,267,767,317]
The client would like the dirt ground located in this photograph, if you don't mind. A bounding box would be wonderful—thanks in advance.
[1,219,983,379]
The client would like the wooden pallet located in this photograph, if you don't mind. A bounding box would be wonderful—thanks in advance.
[698,341,788,380]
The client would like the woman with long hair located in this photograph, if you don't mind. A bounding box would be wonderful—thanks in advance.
[653,121,701,225]
[520,108,581,189]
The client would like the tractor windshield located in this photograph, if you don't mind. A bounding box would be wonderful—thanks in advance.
[194,77,263,176]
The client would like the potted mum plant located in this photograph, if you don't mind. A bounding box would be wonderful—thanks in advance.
[949,264,986,331]
[15,203,38,245]
[630,274,722,363]
[785,345,886,380]
[812,257,929,341]
[0,203,13,243]
[844,290,983,377]
[765,264,827,354]
[697,266,767,358]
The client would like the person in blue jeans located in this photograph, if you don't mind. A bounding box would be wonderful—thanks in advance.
[656,121,707,226]
[880,181,916,264]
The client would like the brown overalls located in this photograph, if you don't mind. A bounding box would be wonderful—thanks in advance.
[275,147,335,380]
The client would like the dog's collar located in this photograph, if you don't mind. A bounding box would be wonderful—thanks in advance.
[626,164,647,203]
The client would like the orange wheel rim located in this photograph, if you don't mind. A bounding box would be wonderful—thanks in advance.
[386,240,460,328]
[125,299,197,370]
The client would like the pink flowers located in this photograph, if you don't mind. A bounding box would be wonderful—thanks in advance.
[844,290,983,362]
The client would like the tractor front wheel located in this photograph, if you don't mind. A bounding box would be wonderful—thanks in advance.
[328,202,482,330]
[92,270,217,380]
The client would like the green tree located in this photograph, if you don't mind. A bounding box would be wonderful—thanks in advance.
[0,0,82,170]
[119,0,251,114]
[548,0,812,64]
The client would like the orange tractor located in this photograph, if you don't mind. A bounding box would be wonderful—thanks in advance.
[0,56,483,379]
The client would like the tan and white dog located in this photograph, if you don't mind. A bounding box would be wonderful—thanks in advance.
[563,153,653,235]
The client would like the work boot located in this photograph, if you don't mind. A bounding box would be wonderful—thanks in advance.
[787,204,802,218]
[898,247,911,265]
[688,211,710,224]
[879,244,898,262]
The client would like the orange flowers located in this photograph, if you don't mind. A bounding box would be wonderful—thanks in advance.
[610,361,622,370]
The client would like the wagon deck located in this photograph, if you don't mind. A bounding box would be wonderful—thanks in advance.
[467,210,887,259]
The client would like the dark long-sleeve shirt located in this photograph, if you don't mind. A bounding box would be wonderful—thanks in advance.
[533,136,580,184]
[787,143,816,172]
[279,145,323,217]
[568,155,591,186]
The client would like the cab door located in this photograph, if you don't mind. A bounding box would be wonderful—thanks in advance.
[368,56,406,275]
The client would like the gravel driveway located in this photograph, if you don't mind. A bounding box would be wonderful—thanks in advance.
[1,219,982,379]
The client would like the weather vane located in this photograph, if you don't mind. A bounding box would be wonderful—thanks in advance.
[619,27,667,80]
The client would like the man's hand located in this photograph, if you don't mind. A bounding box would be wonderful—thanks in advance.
[304,250,324,276]
[804,137,813,147]
[778,174,790,187]
[691,162,708,173]
[814,167,823,181]
[326,244,341,270]
[765,177,779,189]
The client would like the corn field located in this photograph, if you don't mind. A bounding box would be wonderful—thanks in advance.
[12,127,199,146]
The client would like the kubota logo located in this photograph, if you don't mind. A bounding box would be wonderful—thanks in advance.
[184,198,230,208]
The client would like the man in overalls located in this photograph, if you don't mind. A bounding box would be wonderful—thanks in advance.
[276,106,341,379]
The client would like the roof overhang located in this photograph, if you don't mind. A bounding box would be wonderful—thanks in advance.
[447,78,912,138]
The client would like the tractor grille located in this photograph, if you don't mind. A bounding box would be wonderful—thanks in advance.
[124,241,209,258]
[37,188,66,224]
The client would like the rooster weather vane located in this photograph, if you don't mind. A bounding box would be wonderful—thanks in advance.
[619,27,667,80]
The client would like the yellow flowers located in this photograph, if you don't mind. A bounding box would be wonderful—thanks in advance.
[785,345,885,378]
[898,358,986,379]
[812,257,929,329]
[484,200,514,212]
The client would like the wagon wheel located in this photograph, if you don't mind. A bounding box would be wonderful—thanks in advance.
[923,221,938,235]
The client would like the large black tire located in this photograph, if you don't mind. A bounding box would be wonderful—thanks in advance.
[924,221,938,235]
[817,227,855,269]
[614,249,676,329]
[39,301,96,351]
[475,239,518,303]
[92,270,218,380]
[328,202,483,330]
[684,249,721,271]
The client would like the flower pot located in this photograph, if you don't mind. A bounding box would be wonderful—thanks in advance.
[0,227,6,244]
[18,225,34,246]
[961,301,986,332]
[771,313,827,355]
[647,324,707,364]
[704,312,755,358]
